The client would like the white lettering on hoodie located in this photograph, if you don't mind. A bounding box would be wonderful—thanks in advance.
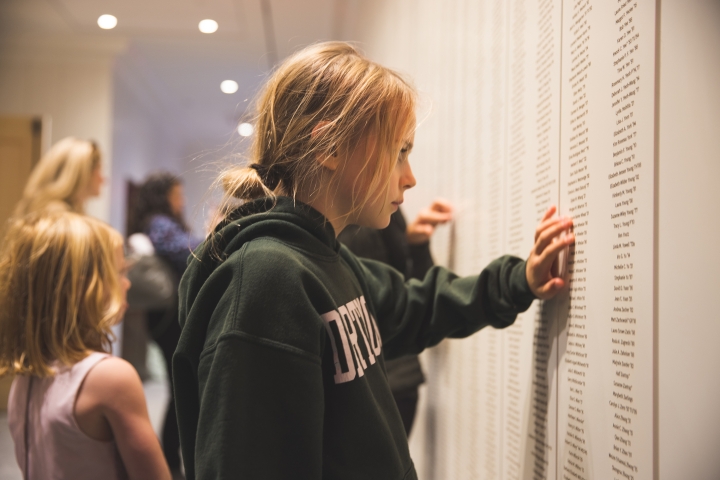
[321,296,383,384]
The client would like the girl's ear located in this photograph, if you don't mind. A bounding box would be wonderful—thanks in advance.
[311,121,340,171]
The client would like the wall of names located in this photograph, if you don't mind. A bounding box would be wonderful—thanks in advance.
[355,0,657,478]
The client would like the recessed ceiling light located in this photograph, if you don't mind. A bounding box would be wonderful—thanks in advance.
[238,123,254,137]
[221,80,239,94]
[199,19,218,34]
[97,14,117,30]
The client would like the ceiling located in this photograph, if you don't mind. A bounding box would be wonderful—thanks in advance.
[0,0,361,151]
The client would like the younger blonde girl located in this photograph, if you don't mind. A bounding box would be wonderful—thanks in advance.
[0,212,170,480]
[174,41,574,480]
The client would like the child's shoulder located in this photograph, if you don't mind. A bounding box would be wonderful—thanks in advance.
[86,356,139,383]
[81,356,145,410]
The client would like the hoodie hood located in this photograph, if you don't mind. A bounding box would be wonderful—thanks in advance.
[179,196,339,328]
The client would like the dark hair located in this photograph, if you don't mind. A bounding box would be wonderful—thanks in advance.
[129,173,188,235]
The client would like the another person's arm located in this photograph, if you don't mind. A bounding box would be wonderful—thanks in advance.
[405,198,453,279]
[146,215,202,273]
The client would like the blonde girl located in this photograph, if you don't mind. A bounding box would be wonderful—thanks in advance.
[0,212,170,480]
[174,41,574,480]
[14,136,104,217]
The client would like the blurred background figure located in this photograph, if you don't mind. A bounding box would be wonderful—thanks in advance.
[14,137,104,217]
[125,173,202,478]
[339,199,453,436]
[130,173,201,273]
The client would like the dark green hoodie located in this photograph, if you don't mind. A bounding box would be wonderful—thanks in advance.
[173,197,535,480]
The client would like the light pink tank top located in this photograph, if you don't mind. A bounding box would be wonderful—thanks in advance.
[8,352,129,480]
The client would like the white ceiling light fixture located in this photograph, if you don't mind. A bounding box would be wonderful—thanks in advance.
[220,80,239,94]
[97,14,117,30]
[238,123,254,137]
[199,19,219,34]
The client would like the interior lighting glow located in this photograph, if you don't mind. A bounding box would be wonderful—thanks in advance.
[220,80,239,94]
[199,19,219,34]
[97,14,117,30]
[238,123,254,137]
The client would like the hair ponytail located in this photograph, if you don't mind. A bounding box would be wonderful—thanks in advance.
[221,165,274,201]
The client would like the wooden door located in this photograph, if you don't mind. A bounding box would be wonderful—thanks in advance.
[0,116,44,410]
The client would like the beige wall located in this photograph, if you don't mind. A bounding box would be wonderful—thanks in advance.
[658,1,720,478]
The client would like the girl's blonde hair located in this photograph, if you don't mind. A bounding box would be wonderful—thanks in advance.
[14,137,101,216]
[219,41,417,219]
[0,212,124,377]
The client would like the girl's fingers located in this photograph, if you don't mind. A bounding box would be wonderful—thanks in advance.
[536,233,574,271]
[418,209,453,226]
[535,213,563,242]
[535,206,557,240]
[541,205,556,223]
[430,199,454,214]
[415,224,433,236]
[536,277,565,299]
[534,219,573,255]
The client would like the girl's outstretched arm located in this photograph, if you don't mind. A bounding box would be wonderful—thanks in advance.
[342,206,573,359]
[80,357,172,480]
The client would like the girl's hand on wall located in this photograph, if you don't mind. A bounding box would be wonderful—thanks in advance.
[526,205,575,300]
[406,198,454,245]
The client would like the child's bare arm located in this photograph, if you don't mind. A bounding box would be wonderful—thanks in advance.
[84,357,171,480]
[526,205,575,300]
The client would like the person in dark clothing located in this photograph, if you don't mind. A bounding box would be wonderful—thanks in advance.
[339,199,453,435]
[173,42,575,480]
[130,173,202,478]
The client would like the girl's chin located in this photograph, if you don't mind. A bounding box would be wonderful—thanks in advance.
[356,217,390,230]
[373,216,392,230]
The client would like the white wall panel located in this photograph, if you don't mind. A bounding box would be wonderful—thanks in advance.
[353,1,720,479]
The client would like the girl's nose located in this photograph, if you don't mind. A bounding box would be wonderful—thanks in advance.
[402,162,417,191]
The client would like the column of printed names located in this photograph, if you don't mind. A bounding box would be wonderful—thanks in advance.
[557,1,656,479]
[501,0,563,478]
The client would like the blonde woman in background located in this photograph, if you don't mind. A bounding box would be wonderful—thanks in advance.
[14,136,104,217]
